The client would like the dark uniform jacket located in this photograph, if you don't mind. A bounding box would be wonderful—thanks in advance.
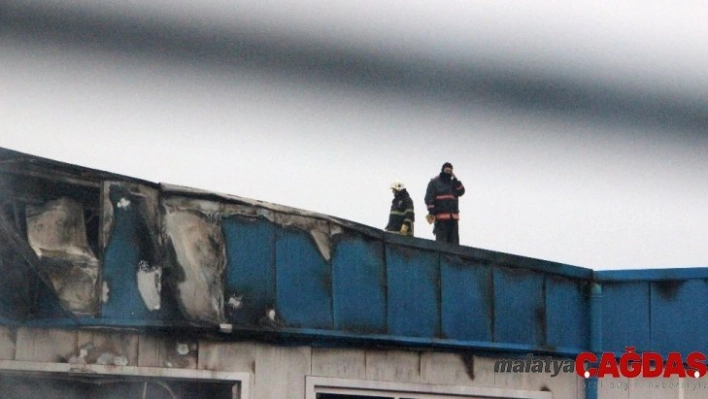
[385,189,415,235]
[424,173,465,221]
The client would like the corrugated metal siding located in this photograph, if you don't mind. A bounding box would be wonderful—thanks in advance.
[650,279,708,355]
[223,216,276,327]
[331,234,386,334]
[546,276,588,350]
[602,282,651,354]
[440,255,492,342]
[386,245,440,338]
[276,226,333,329]
[493,267,545,346]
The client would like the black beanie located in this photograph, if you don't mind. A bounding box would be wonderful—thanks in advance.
[441,162,453,171]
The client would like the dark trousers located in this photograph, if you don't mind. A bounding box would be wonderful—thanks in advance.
[434,220,459,244]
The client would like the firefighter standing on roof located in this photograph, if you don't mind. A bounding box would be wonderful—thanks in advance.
[385,181,415,236]
[425,162,465,244]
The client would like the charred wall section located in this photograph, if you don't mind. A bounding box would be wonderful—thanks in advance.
[0,170,101,318]
[3,148,707,361]
[99,183,593,356]
[0,157,594,356]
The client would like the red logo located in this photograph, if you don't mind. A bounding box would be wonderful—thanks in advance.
[576,347,707,379]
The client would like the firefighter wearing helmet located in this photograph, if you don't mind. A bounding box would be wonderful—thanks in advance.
[385,181,415,236]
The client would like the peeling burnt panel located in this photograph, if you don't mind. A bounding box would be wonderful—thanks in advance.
[164,194,346,261]
[106,184,165,312]
[163,196,273,221]
[26,197,99,315]
[106,184,162,265]
[162,185,369,260]
[164,207,226,324]
[0,173,101,317]
[103,182,162,256]
[137,260,162,311]
[274,212,335,261]
[26,198,96,260]
[1,174,101,257]
[0,209,80,322]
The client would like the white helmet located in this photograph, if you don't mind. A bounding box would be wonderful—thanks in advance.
[390,181,406,191]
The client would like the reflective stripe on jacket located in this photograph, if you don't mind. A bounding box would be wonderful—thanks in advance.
[385,189,415,233]
[424,174,465,221]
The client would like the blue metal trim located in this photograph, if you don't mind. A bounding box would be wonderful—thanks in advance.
[594,268,708,282]
[384,233,592,279]
[586,283,602,399]
[225,326,588,357]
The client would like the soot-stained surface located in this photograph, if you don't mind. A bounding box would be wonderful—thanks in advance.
[25,197,99,315]
[164,207,226,324]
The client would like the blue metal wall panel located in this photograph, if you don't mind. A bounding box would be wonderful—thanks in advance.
[275,227,332,329]
[545,276,588,350]
[493,267,544,345]
[440,256,492,341]
[650,279,708,356]
[386,245,439,338]
[222,216,276,327]
[602,282,650,353]
[331,234,386,334]
[596,268,708,282]
[101,199,153,320]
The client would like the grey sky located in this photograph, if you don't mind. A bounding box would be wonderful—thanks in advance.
[1,1,706,269]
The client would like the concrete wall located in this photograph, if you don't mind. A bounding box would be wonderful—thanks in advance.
[0,325,609,399]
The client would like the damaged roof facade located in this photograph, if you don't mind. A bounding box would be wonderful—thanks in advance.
[0,147,593,351]
[0,147,360,330]
[1,147,708,398]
